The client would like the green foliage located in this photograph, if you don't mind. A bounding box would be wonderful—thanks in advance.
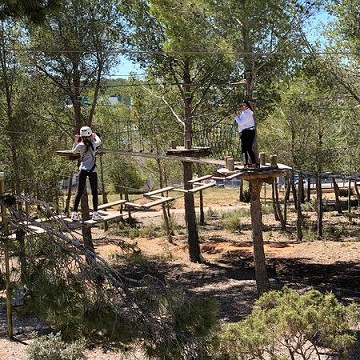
[26,332,85,360]
[134,277,219,359]
[302,227,318,242]
[324,224,347,241]
[161,213,181,235]
[221,208,250,232]
[107,156,145,193]
[220,287,359,359]
[261,204,274,215]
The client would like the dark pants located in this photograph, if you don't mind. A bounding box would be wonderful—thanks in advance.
[240,129,256,165]
[73,170,98,212]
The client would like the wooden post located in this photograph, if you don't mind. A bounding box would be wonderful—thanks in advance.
[259,152,266,166]
[185,140,191,149]
[270,155,278,168]
[226,157,234,171]
[249,179,270,296]
[183,161,201,262]
[348,178,352,222]
[171,140,177,149]
[0,172,13,338]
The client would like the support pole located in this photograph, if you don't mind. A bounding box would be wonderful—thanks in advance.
[0,172,13,338]
[249,179,270,297]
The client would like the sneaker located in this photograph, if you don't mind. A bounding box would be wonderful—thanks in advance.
[92,212,103,221]
[71,212,79,221]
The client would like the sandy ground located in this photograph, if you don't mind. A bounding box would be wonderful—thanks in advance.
[1,192,359,359]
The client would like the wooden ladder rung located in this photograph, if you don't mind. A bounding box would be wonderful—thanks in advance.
[143,186,174,197]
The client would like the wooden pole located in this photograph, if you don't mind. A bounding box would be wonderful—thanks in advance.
[0,172,13,338]
[249,179,270,296]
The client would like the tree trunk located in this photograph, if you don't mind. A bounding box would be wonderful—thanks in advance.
[199,190,205,225]
[273,178,286,230]
[332,178,342,214]
[272,179,279,221]
[316,173,323,239]
[64,175,73,215]
[290,173,298,210]
[348,178,352,221]
[239,179,245,202]
[156,158,173,242]
[354,181,360,208]
[249,180,270,297]
[296,173,303,242]
[307,177,311,202]
[183,161,201,263]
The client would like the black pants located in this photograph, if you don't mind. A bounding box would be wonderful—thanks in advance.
[73,170,98,212]
[240,129,256,165]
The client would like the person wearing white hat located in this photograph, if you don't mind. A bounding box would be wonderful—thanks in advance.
[71,126,102,221]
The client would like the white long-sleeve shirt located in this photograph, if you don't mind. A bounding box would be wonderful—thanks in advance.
[234,108,255,132]
[72,134,101,172]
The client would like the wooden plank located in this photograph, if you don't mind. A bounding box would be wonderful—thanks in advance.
[188,174,213,183]
[125,202,145,209]
[34,214,66,223]
[8,225,46,238]
[97,199,127,210]
[63,212,124,226]
[225,172,242,180]
[142,197,175,208]
[171,188,188,193]
[188,183,215,193]
[83,213,123,225]
[144,186,174,197]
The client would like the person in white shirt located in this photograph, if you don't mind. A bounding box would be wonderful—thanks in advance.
[71,126,102,221]
[234,100,257,167]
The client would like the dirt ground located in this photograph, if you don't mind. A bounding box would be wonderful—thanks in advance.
[1,187,360,359]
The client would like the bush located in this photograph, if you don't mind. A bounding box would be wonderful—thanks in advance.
[27,332,85,360]
[219,287,359,360]
[221,209,250,232]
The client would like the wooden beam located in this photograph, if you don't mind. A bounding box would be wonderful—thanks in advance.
[97,199,127,210]
[126,196,175,209]
[188,183,215,193]
[188,174,213,183]
[144,186,174,197]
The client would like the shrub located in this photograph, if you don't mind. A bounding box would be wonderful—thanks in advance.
[27,332,85,360]
[219,287,359,360]
[221,209,250,232]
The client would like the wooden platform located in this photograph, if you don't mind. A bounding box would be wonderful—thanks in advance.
[63,212,124,227]
[217,163,292,181]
